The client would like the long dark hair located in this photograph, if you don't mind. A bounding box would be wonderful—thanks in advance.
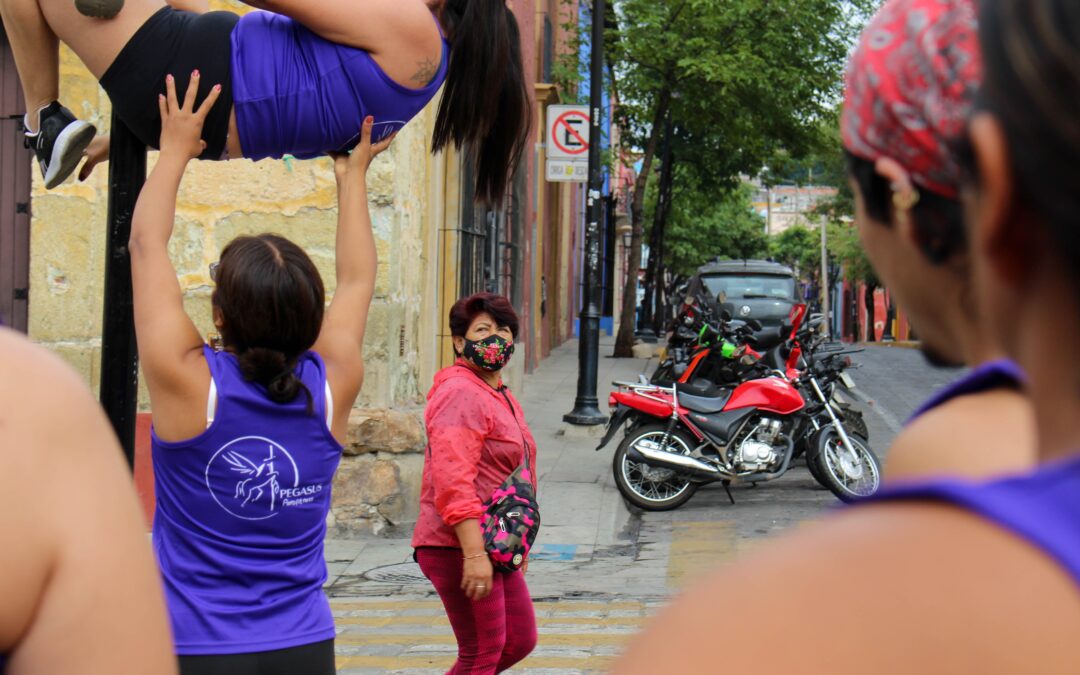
[211,234,325,412]
[974,0,1080,278]
[433,0,531,205]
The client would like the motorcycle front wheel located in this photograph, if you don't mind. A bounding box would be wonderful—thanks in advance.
[613,424,698,511]
[811,430,881,502]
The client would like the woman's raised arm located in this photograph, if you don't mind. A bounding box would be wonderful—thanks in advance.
[129,71,219,439]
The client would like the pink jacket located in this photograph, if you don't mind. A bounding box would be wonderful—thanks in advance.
[411,361,538,549]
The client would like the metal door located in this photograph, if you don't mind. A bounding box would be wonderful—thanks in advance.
[0,29,31,332]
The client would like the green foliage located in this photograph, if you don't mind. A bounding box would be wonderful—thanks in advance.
[550,0,587,101]
[608,0,877,352]
[769,224,820,276]
[610,0,874,174]
[656,180,770,277]
[828,221,879,286]
[763,108,878,286]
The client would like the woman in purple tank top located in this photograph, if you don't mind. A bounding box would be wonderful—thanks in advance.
[126,76,391,673]
[611,1,1080,673]
[0,0,529,204]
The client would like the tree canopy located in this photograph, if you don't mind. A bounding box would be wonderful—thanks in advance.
[603,0,876,355]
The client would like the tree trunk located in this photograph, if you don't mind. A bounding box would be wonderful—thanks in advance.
[641,115,675,336]
[614,86,672,357]
[650,119,676,335]
[863,282,877,342]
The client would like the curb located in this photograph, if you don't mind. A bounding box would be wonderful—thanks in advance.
[860,340,921,349]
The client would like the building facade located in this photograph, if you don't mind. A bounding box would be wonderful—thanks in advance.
[0,0,593,535]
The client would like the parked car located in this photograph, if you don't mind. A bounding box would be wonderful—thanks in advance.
[694,259,799,329]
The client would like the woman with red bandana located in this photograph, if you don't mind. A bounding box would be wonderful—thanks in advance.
[615,0,1080,672]
[412,292,538,674]
[840,0,1035,481]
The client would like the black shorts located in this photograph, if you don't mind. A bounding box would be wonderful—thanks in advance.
[99,6,237,159]
[177,638,335,675]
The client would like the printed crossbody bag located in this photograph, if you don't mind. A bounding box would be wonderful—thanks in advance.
[479,388,541,572]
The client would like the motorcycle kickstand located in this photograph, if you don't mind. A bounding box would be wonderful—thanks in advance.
[721,480,735,505]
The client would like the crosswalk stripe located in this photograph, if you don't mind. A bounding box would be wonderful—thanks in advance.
[335,633,631,647]
[335,614,649,627]
[331,599,650,612]
[667,520,738,588]
[336,654,615,669]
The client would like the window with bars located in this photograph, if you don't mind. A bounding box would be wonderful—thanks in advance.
[458,155,523,305]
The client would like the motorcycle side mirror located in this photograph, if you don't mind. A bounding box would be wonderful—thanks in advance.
[747,319,763,331]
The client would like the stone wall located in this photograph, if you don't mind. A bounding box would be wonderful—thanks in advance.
[30,3,439,536]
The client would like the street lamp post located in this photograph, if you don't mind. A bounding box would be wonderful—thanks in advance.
[564,0,608,426]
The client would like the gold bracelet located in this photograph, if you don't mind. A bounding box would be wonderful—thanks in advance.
[463,552,486,560]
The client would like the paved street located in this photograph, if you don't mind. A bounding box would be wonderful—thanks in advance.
[324,339,958,673]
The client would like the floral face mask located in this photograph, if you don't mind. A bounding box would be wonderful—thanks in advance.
[463,335,515,372]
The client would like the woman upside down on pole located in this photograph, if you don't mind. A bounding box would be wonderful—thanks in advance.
[0,0,528,204]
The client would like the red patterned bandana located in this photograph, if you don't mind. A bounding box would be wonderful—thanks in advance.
[841,0,982,199]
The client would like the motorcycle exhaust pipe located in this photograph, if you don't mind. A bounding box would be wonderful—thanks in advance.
[627,442,721,478]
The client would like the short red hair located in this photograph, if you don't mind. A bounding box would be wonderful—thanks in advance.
[449,292,519,339]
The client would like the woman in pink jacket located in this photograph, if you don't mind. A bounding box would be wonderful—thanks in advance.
[412,292,538,674]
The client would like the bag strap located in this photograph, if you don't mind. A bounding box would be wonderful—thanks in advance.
[452,363,531,473]
[498,388,531,472]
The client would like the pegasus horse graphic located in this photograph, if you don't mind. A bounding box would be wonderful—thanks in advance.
[224,444,280,510]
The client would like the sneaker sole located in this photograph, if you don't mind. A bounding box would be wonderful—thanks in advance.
[74,0,123,18]
[43,121,96,190]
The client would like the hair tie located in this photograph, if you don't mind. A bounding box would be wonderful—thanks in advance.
[269,368,293,386]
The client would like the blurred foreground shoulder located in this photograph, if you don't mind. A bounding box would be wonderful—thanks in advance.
[614,501,1080,675]
[885,388,1035,482]
[0,328,177,674]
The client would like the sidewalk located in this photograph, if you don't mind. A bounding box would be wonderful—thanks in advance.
[323,335,662,600]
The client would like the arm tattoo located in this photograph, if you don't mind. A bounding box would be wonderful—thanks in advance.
[411,57,438,86]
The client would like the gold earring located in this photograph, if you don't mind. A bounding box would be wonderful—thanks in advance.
[892,187,921,212]
[892,188,920,227]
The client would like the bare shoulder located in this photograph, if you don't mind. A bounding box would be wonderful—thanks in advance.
[0,329,176,672]
[885,389,1035,481]
[0,330,104,441]
[615,502,1080,674]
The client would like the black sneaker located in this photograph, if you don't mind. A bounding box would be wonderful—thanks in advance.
[24,102,96,190]
[74,0,123,19]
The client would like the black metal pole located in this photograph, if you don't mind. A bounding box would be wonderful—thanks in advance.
[99,114,146,468]
[564,0,607,426]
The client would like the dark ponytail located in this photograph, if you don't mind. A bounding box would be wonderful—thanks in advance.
[433,0,531,205]
[237,346,314,413]
[212,234,325,415]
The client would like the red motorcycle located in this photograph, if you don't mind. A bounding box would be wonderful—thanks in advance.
[596,307,881,511]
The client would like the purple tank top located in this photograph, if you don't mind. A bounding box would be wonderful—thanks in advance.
[908,358,1025,422]
[151,346,342,655]
[860,455,1080,588]
[230,11,449,160]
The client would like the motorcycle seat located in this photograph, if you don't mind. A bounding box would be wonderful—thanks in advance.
[676,382,731,413]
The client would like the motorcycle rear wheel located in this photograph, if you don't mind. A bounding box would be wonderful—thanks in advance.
[613,424,699,511]
[811,430,881,502]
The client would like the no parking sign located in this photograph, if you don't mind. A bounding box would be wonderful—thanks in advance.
[545,105,589,182]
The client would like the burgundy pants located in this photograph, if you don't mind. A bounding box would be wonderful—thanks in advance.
[416,547,537,674]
